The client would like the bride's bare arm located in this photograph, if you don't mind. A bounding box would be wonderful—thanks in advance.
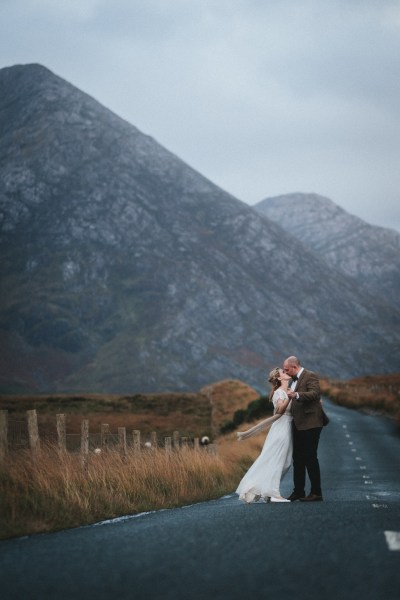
[236,391,289,441]
[274,396,290,415]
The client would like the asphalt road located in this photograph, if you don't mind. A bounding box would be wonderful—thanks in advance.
[1,399,400,600]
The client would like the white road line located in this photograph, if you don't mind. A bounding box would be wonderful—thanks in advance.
[348,441,353,445]
[342,425,347,428]
[364,481,373,484]
[372,504,388,509]
[345,434,351,438]
[384,531,400,551]
[362,475,371,479]
[360,466,367,470]
[355,457,362,461]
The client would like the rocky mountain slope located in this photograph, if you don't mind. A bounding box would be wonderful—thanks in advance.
[255,193,400,310]
[1,65,399,393]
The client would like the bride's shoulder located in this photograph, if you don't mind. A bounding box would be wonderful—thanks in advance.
[273,388,288,400]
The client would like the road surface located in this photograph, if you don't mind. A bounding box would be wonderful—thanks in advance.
[1,399,400,600]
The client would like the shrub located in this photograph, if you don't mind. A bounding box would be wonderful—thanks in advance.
[220,395,273,434]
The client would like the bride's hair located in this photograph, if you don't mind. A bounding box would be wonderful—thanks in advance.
[267,367,281,401]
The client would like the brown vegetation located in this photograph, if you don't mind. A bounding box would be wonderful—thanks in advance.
[0,379,259,441]
[0,379,264,539]
[3,374,399,541]
[321,374,400,423]
[0,435,262,540]
[200,379,260,432]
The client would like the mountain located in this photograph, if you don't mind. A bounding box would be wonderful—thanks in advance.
[0,65,399,393]
[255,193,400,311]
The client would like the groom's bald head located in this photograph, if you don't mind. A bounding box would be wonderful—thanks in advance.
[284,356,300,367]
[283,356,301,376]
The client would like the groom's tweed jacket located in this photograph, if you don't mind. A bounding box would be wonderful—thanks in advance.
[291,369,323,430]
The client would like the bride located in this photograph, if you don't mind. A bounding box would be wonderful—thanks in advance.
[236,367,293,503]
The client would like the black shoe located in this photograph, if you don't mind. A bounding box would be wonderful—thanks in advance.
[287,492,305,502]
[299,494,323,502]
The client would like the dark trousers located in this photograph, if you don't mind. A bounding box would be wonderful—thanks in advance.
[292,423,322,496]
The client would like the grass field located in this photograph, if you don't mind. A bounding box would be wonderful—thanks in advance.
[1,374,398,540]
[321,374,400,423]
[0,435,262,540]
[0,379,259,440]
[0,379,264,539]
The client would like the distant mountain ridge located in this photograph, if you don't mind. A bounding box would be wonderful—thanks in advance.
[255,192,400,310]
[0,64,399,393]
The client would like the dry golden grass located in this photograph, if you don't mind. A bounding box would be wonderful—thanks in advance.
[0,379,267,540]
[0,433,263,540]
[3,373,398,541]
[0,392,212,440]
[218,431,264,465]
[321,374,400,422]
[0,379,259,439]
[200,379,260,430]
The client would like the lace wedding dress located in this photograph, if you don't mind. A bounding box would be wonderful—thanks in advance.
[236,389,293,503]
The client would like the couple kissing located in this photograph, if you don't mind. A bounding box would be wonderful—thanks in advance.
[236,355,328,503]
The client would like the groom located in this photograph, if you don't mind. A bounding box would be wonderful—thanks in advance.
[283,356,324,502]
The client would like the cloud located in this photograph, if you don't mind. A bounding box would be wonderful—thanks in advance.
[1,0,399,231]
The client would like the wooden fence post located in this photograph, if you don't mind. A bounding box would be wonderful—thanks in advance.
[164,436,172,454]
[81,419,89,472]
[133,430,141,453]
[150,431,158,449]
[194,437,200,452]
[181,436,188,451]
[173,430,179,450]
[101,424,110,451]
[27,409,40,458]
[56,414,66,452]
[118,427,127,457]
[0,410,7,463]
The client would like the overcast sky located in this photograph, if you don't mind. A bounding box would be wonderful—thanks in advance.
[1,0,400,231]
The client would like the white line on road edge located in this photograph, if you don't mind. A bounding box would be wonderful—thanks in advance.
[384,531,400,551]
[90,493,235,528]
[372,504,388,509]
[93,509,167,527]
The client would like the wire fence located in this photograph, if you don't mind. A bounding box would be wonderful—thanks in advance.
[6,421,122,452]
[0,410,215,460]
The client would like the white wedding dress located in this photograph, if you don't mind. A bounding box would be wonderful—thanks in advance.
[236,389,293,503]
